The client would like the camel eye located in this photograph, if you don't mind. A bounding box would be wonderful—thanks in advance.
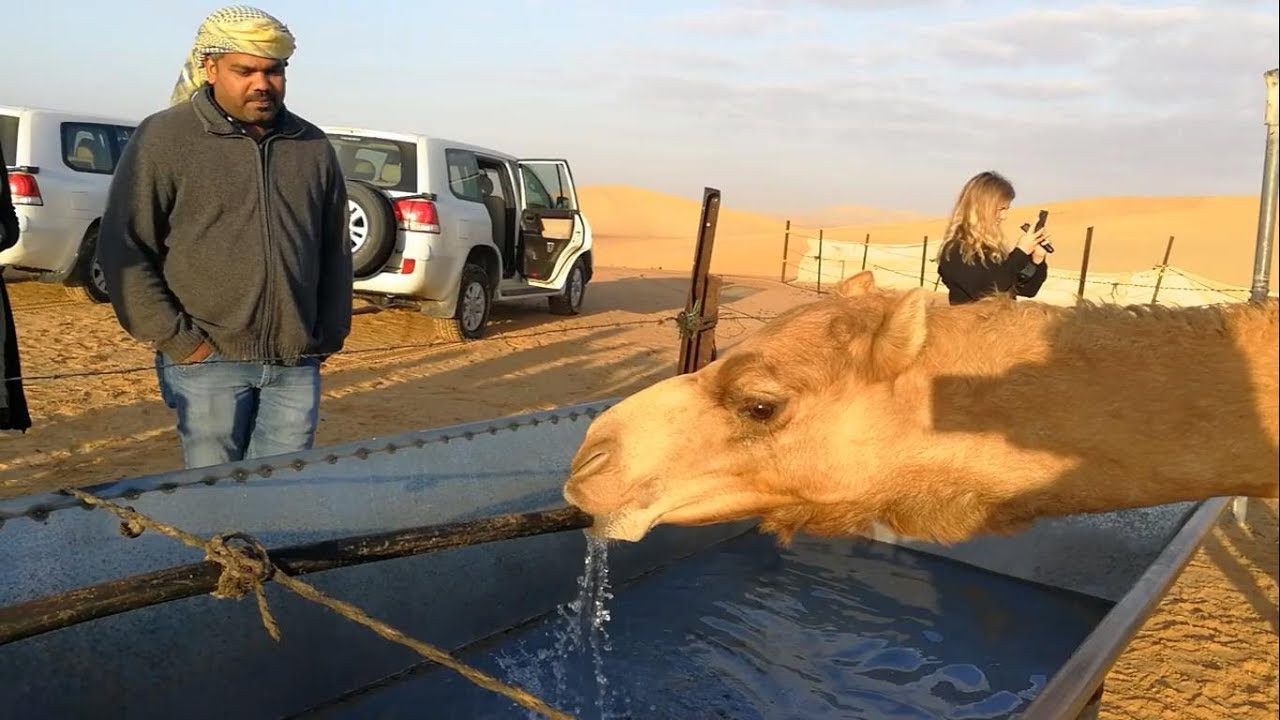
[743,400,777,422]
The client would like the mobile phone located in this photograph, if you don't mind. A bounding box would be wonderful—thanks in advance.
[1020,210,1054,254]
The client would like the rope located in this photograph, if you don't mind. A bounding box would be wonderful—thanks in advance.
[675,300,703,339]
[62,487,574,720]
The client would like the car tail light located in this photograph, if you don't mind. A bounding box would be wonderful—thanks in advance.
[393,198,439,234]
[8,172,42,206]
[400,258,416,274]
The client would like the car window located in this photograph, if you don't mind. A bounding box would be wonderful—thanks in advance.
[327,134,417,192]
[446,149,484,203]
[481,167,508,202]
[521,169,553,209]
[61,122,133,174]
[1,115,18,166]
[113,126,134,151]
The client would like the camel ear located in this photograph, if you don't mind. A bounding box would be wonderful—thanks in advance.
[836,271,876,298]
[869,289,929,379]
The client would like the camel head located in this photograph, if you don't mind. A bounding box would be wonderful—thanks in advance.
[564,271,935,544]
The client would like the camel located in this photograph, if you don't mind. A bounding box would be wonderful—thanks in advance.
[563,271,1279,546]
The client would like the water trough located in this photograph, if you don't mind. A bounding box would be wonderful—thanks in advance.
[0,399,1228,719]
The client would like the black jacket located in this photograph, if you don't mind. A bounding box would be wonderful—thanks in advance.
[937,246,1048,306]
[1,143,32,432]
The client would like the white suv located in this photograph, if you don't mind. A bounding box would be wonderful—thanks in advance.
[322,127,595,340]
[1,104,137,302]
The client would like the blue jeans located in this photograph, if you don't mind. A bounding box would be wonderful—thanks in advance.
[155,351,322,469]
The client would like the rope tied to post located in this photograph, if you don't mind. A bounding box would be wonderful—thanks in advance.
[204,531,280,639]
[675,299,703,338]
[60,486,575,720]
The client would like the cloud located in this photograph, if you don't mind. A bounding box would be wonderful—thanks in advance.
[737,0,954,10]
[662,6,803,36]
[931,5,1206,67]
[557,1,1279,210]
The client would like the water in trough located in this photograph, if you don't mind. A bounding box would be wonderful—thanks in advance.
[298,530,1111,720]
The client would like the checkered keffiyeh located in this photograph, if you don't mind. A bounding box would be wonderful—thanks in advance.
[169,5,297,107]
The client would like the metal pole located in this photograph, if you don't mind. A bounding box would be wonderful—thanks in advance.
[861,233,870,270]
[678,187,721,375]
[1151,236,1175,304]
[1077,227,1094,303]
[919,236,929,287]
[816,228,825,293]
[780,219,791,283]
[1235,67,1278,527]
[1249,67,1278,303]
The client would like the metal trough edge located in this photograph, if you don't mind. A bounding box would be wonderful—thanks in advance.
[1020,496,1230,719]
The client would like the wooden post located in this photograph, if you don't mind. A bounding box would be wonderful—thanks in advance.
[1076,226,1095,303]
[1151,235,1175,304]
[678,187,722,375]
[780,219,791,283]
[861,233,870,270]
[919,236,929,287]
[816,228,825,294]
[0,506,594,646]
[694,275,722,370]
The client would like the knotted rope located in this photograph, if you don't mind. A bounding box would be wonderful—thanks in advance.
[63,487,574,720]
[676,299,716,339]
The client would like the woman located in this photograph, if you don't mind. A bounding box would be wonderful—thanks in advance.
[2,142,32,434]
[936,171,1051,306]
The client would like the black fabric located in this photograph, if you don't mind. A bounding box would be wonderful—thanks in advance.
[1,143,32,432]
[937,246,1048,306]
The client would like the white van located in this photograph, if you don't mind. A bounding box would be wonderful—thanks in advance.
[1,105,137,302]
[322,127,594,340]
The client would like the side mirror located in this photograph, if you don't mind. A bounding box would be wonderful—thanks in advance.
[554,196,570,209]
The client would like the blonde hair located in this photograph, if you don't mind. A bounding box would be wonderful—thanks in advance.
[939,171,1015,266]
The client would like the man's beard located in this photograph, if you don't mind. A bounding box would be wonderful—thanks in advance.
[240,94,281,124]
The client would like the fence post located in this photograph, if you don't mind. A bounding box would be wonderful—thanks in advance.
[1236,66,1278,528]
[816,229,825,294]
[678,187,721,375]
[1249,67,1279,303]
[780,219,791,283]
[919,236,929,287]
[1151,235,1175,304]
[861,233,870,270]
[1076,227,1094,303]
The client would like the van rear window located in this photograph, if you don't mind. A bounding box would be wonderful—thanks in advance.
[1,115,18,166]
[328,135,417,193]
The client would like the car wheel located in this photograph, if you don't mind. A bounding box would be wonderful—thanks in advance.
[64,227,110,303]
[548,258,587,316]
[346,181,397,278]
[433,263,491,341]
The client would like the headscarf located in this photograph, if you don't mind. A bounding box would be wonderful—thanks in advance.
[169,5,297,107]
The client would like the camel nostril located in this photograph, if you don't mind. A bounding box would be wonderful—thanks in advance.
[570,449,611,477]
[570,436,615,476]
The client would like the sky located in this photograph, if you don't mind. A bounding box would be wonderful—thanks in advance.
[3,0,1278,215]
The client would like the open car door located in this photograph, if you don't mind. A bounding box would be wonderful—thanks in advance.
[516,159,585,289]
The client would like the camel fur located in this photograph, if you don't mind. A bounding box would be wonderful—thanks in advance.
[563,271,1279,545]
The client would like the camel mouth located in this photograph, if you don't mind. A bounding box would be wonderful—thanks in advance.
[588,490,786,543]
[586,511,655,543]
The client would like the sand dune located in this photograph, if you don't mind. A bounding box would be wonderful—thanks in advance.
[580,186,1279,290]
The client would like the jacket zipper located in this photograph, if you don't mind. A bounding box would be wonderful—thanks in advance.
[256,135,277,362]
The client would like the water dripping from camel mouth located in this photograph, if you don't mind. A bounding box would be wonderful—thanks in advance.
[496,532,626,719]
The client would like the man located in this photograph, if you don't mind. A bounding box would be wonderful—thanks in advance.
[99,6,352,468]
[1,143,32,434]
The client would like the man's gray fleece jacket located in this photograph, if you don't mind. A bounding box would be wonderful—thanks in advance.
[99,87,352,364]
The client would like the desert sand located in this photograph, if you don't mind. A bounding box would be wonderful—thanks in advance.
[1,186,1276,718]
